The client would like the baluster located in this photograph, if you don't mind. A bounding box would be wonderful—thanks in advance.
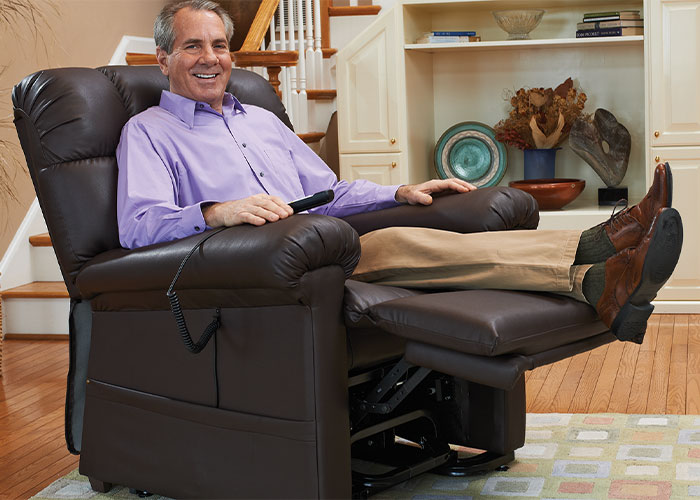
[278,0,291,114]
[296,0,308,133]
[305,0,315,90]
[287,0,299,130]
[313,0,323,89]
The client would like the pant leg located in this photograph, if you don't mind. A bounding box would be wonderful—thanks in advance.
[352,226,589,301]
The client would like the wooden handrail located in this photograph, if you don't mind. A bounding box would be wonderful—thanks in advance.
[240,0,280,51]
[328,5,381,16]
[126,52,158,65]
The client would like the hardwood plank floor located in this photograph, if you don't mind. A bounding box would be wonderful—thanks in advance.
[0,340,78,499]
[0,314,698,498]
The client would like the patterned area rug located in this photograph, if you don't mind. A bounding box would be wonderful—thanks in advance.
[33,413,700,499]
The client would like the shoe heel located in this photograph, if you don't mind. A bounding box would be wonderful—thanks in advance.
[612,301,654,344]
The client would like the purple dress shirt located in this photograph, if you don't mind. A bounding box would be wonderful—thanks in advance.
[116,91,400,249]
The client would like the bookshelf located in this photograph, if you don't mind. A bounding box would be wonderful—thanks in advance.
[337,0,700,305]
[405,35,643,52]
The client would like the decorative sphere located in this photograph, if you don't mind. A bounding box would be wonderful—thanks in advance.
[492,9,545,40]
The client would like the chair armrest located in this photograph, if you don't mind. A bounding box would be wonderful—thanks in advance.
[76,215,360,299]
[341,186,539,236]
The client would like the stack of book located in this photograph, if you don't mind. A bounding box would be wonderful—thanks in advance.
[575,10,643,38]
[415,30,481,43]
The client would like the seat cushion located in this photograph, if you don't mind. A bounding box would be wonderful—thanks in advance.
[345,281,609,357]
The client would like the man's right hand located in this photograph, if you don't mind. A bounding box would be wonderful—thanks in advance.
[202,194,294,228]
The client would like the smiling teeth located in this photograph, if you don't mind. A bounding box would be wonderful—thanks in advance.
[195,74,216,79]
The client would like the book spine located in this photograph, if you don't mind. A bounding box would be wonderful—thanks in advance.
[576,27,640,37]
[577,20,644,30]
[582,15,622,22]
[432,31,477,36]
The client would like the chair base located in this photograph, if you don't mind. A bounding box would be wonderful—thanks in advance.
[351,439,452,498]
[88,477,112,493]
[437,450,515,476]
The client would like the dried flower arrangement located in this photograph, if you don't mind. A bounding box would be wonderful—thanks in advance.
[494,78,587,150]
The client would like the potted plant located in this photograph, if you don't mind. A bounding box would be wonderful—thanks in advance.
[494,78,587,179]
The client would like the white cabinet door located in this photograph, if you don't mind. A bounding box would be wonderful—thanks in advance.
[649,0,700,147]
[336,7,402,154]
[652,148,700,300]
[339,153,403,185]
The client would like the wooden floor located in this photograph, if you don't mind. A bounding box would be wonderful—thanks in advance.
[0,314,697,498]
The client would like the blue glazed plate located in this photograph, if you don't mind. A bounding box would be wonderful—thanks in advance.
[434,122,507,188]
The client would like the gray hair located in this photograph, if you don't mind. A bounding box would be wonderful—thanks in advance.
[154,0,234,54]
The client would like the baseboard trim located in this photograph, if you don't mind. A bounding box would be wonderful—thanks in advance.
[4,333,69,340]
[651,301,700,314]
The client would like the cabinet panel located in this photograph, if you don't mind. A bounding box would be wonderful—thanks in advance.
[339,153,403,184]
[652,148,700,300]
[337,8,402,154]
[649,0,700,146]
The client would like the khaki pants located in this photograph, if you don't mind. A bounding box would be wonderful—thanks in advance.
[351,227,592,303]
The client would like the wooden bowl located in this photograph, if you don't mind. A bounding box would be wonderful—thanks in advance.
[508,178,586,210]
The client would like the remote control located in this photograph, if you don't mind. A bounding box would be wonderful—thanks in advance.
[289,190,335,213]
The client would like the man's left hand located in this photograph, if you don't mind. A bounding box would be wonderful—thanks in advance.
[395,179,477,205]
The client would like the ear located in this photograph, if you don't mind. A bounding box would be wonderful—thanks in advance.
[156,46,170,77]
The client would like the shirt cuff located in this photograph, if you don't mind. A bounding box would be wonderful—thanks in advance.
[181,201,212,235]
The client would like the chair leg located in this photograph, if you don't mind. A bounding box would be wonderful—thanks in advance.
[88,477,112,493]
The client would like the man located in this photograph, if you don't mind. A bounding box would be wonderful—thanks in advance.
[117,0,682,344]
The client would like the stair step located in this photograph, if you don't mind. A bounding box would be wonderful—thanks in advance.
[307,89,337,100]
[322,48,338,58]
[1,281,69,299]
[298,132,326,143]
[29,232,52,247]
[1,282,70,338]
[328,5,381,16]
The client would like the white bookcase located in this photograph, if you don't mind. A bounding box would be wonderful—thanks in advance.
[337,0,700,307]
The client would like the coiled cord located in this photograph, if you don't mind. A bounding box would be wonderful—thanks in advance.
[166,227,227,354]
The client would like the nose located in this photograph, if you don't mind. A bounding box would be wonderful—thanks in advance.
[199,44,218,65]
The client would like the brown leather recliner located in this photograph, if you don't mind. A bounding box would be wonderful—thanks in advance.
[12,66,615,498]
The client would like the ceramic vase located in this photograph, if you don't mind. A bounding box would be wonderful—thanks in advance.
[523,148,559,179]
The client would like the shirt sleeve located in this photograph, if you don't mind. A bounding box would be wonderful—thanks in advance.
[116,120,210,249]
[273,118,401,218]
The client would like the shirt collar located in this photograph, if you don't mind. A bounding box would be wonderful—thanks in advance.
[159,90,246,128]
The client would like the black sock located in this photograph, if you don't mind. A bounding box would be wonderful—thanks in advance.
[582,263,606,306]
[575,226,616,264]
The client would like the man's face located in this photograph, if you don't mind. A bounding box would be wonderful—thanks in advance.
[156,7,232,113]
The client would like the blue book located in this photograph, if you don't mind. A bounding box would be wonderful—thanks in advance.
[432,30,477,36]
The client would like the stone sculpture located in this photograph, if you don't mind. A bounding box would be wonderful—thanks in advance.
[569,108,631,187]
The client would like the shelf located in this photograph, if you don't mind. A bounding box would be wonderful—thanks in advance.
[402,0,641,10]
[405,35,643,52]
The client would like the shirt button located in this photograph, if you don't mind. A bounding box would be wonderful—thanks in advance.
[242,143,247,148]
[198,104,204,108]
[259,172,264,177]
[194,226,201,231]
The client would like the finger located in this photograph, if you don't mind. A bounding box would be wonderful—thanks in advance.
[268,195,294,216]
[254,197,292,219]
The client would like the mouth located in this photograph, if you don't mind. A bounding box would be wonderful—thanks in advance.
[193,73,217,80]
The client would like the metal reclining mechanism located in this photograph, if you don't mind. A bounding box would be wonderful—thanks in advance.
[348,357,516,498]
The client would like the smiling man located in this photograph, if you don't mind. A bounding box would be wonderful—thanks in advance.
[115,0,683,345]
[116,0,475,250]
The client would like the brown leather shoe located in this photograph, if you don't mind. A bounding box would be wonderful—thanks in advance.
[601,163,673,253]
[597,207,683,343]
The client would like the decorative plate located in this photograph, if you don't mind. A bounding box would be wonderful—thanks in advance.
[434,122,507,188]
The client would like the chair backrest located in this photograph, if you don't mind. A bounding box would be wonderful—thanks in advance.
[13,65,292,299]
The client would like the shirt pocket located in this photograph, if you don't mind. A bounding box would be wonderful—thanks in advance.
[262,148,304,196]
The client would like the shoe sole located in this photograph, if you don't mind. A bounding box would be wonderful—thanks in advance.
[611,208,683,343]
